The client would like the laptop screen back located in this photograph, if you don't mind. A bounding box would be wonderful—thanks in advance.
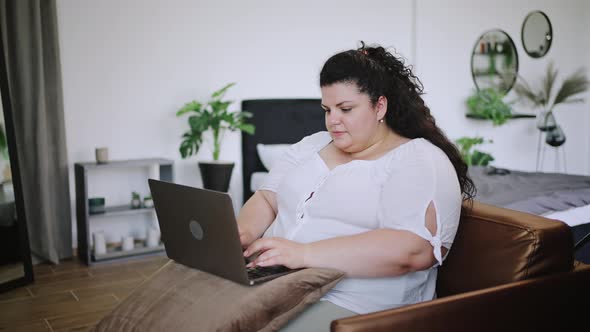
[148,179,249,284]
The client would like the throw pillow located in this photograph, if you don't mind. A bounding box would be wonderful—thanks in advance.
[92,261,345,332]
[256,144,291,171]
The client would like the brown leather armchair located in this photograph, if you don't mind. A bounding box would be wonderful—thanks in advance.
[332,201,590,332]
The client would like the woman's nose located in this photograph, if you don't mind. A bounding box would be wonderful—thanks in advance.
[327,111,340,125]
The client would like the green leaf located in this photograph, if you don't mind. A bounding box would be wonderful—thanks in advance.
[553,69,589,106]
[179,132,202,159]
[514,62,588,112]
[237,123,255,135]
[176,82,256,159]
[466,88,512,126]
[220,112,234,124]
[560,97,585,104]
[513,78,544,108]
[209,100,233,114]
[543,61,558,105]
[188,115,209,133]
[472,150,495,166]
[454,137,493,166]
[211,82,236,99]
[176,101,203,117]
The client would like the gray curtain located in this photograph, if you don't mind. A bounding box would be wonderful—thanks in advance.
[0,0,72,263]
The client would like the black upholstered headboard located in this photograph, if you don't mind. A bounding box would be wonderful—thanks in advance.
[241,99,325,203]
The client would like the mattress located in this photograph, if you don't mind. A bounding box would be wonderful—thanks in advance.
[470,166,590,216]
[543,204,590,227]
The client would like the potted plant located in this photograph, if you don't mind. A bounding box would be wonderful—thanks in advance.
[513,61,589,146]
[176,82,255,192]
[455,136,495,167]
[143,195,154,208]
[466,88,513,126]
[131,191,142,209]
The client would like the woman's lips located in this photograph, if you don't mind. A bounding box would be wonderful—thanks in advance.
[331,131,346,137]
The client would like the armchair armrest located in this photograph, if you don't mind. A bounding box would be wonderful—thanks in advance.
[331,265,590,332]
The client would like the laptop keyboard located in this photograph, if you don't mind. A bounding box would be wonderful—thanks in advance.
[246,265,290,279]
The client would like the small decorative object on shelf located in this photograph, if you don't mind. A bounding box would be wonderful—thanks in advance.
[122,236,135,251]
[131,191,142,209]
[146,227,160,248]
[143,195,154,208]
[88,197,105,214]
[95,147,109,163]
[93,231,107,255]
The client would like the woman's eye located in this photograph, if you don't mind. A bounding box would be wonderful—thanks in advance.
[341,108,352,112]
[322,108,330,113]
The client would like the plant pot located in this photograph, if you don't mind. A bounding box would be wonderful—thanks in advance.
[536,110,556,131]
[198,161,234,192]
[131,198,142,209]
[143,197,154,208]
[545,125,566,147]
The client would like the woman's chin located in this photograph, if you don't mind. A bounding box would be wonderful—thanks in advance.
[332,138,351,150]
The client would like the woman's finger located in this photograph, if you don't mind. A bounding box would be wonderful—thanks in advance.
[257,255,282,267]
[244,237,279,256]
[255,249,281,265]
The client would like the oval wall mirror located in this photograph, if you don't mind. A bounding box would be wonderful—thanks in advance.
[471,29,519,94]
[521,11,552,58]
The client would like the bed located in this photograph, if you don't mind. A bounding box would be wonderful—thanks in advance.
[240,99,590,263]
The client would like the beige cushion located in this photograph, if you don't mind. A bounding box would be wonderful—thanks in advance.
[93,261,345,332]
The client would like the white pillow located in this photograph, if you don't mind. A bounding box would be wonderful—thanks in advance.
[250,172,269,192]
[256,144,291,171]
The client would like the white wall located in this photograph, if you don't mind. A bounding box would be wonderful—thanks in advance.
[57,0,414,245]
[415,0,590,174]
[57,0,590,247]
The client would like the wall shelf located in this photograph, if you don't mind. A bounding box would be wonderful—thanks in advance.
[466,113,536,120]
[92,243,166,262]
[75,158,173,266]
[89,205,155,219]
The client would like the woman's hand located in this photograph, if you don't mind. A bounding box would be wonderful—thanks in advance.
[244,237,309,269]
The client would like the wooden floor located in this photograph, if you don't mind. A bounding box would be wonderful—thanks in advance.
[0,255,169,331]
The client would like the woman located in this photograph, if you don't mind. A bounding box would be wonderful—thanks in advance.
[237,42,475,330]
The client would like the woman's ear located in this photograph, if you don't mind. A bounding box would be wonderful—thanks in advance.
[376,96,388,121]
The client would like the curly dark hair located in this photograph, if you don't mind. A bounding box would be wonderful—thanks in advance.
[319,41,476,202]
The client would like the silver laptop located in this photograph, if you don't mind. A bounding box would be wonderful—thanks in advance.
[148,179,295,285]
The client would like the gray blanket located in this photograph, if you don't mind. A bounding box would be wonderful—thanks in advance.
[470,166,590,216]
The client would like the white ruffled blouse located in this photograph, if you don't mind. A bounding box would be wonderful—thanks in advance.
[259,131,462,314]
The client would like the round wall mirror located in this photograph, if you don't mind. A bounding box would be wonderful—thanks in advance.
[521,11,552,58]
[471,29,519,94]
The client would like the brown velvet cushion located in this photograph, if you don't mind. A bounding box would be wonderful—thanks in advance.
[92,261,344,332]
